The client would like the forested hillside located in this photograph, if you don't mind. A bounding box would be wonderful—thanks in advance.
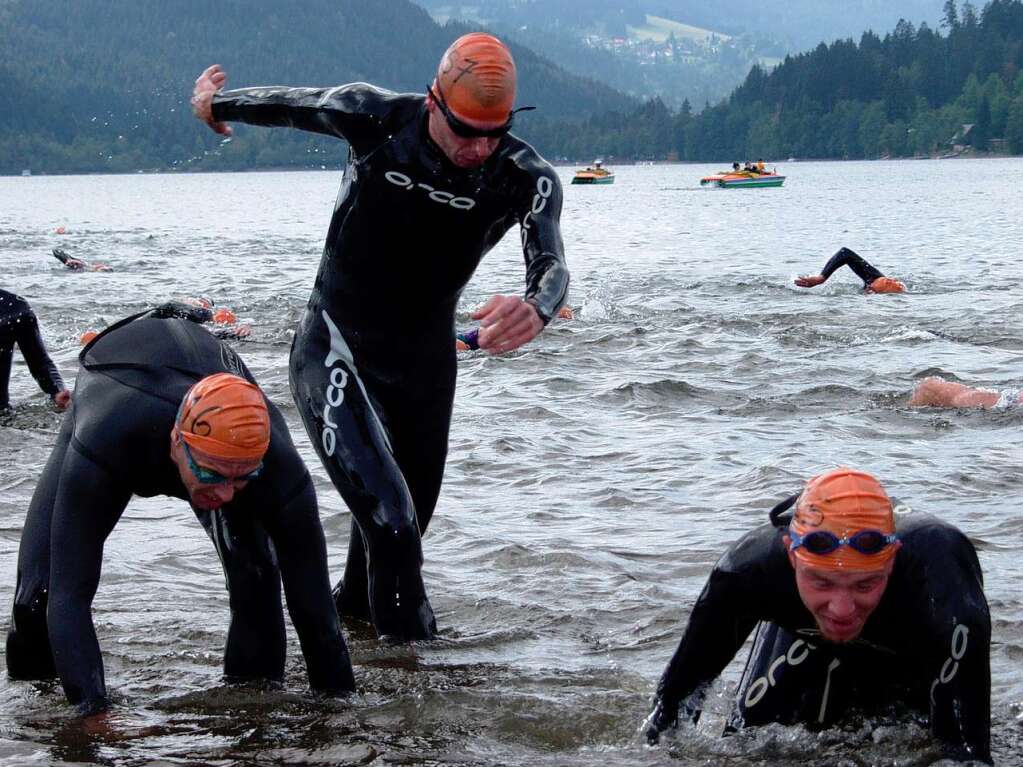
[528,0,1023,161]
[0,0,635,174]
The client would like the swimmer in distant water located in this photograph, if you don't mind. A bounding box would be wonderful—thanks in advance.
[79,299,251,345]
[795,247,905,293]
[51,248,113,272]
[458,305,574,350]
[644,467,991,764]
[0,289,71,411]
[5,312,355,714]
[909,376,1018,409]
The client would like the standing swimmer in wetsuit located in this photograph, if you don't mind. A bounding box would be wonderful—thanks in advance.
[0,289,71,411]
[191,33,569,640]
[795,247,906,293]
[5,313,355,714]
[644,467,990,764]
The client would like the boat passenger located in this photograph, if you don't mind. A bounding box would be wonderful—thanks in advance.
[757,159,766,173]
[5,313,356,715]
[0,289,71,411]
[909,377,1019,409]
[732,162,741,171]
[795,247,905,293]
[643,467,991,764]
[191,32,568,640]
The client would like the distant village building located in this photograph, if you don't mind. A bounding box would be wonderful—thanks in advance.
[949,123,974,152]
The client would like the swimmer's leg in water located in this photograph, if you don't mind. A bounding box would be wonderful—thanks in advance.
[5,415,74,679]
[290,312,438,640]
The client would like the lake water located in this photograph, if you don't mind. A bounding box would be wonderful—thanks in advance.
[1,159,1021,765]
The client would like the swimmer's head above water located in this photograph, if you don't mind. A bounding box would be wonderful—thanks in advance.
[783,467,901,643]
[170,373,270,510]
[427,33,526,168]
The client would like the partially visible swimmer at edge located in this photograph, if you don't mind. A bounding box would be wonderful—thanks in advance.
[795,247,905,294]
[458,305,574,351]
[52,248,113,273]
[909,376,1020,409]
[643,467,991,764]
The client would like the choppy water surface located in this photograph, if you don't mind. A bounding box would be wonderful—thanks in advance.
[1,159,1022,766]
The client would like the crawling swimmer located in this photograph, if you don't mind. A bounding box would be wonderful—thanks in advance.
[51,248,112,273]
[795,247,905,293]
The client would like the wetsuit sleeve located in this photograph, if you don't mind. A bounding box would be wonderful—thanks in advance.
[518,165,568,324]
[917,528,992,763]
[14,308,64,396]
[46,444,132,713]
[818,247,884,285]
[654,564,761,723]
[212,84,384,143]
[259,472,356,693]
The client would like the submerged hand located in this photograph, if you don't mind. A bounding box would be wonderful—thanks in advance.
[192,64,233,137]
[794,274,826,288]
[472,295,544,354]
[642,697,678,744]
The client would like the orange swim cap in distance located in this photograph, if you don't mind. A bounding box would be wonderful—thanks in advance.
[176,373,270,462]
[867,277,906,294]
[790,467,897,571]
[213,307,237,324]
[435,33,516,124]
[80,330,99,345]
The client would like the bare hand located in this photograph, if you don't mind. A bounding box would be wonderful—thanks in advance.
[471,295,544,354]
[192,65,233,136]
[53,390,72,411]
[794,274,826,288]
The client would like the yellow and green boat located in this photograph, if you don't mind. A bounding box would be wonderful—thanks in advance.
[572,160,615,185]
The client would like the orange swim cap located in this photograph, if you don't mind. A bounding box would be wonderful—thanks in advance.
[80,330,99,345]
[176,373,270,462]
[790,467,897,571]
[867,277,906,294]
[435,33,516,124]
[557,306,574,320]
[213,307,237,324]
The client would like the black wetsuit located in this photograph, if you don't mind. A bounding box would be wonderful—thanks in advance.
[647,507,991,764]
[0,289,64,410]
[212,83,568,639]
[819,247,885,287]
[5,314,355,713]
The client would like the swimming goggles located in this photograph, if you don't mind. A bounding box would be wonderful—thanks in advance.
[788,529,898,556]
[182,441,262,485]
[427,84,534,138]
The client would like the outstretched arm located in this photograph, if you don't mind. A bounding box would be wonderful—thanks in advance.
[12,305,67,406]
[921,528,992,763]
[645,566,760,743]
[193,65,386,142]
[796,247,884,288]
[909,377,1001,409]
